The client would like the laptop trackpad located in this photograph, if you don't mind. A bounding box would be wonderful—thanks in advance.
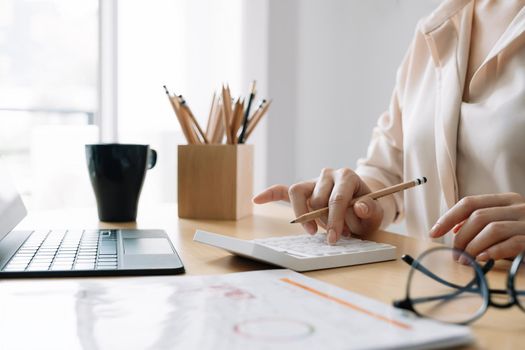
[123,238,174,255]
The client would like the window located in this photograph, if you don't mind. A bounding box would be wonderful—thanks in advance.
[0,0,264,209]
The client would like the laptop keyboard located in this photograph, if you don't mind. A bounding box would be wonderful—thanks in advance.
[2,230,118,272]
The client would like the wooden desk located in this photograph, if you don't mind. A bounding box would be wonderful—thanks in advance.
[15,203,525,349]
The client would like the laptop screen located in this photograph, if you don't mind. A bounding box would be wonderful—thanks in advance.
[0,158,27,242]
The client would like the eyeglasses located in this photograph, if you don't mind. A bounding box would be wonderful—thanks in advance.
[393,247,525,324]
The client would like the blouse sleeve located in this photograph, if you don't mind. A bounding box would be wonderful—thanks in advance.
[355,41,414,225]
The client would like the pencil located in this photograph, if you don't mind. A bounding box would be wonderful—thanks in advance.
[290,177,428,224]
[175,95,199,144]
[164,85,194,144]
[231,99,244,144]
[179,95,209,144]
[205,91,216,140]
[244,99,272,141]
[212,102,225,143]
[221,85,233,144]
[238,80,256,143]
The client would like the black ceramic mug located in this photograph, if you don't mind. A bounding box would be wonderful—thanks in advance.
[85,143,157,222]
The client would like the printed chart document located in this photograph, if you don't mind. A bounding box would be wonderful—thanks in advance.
[0,270,472,349]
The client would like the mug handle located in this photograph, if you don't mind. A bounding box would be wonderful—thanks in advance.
[147,149,157,169]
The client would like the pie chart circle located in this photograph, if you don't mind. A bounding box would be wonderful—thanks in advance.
[234,317,314,342]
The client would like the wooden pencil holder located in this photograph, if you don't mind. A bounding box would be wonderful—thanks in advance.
[177,144,253,220]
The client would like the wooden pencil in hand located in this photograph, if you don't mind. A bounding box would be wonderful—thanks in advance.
[290,177,428,224]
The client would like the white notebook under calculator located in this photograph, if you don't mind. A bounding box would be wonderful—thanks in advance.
[193,230,396,271]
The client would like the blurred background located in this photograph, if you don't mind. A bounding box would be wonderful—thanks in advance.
[0,0,440,229]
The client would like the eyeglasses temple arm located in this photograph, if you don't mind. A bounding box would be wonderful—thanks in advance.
[394,254,496,309]
[401,254,494,290]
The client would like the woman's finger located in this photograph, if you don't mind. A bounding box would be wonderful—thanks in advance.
[477,235,525,262]
[316,214,328,228]
[344,207,361,235]
[452,220,465,234]
[350,196,384,236]
[430,193,523,238]
[310,168,335,210]
[327,169,360,244]
[253,184,290,204]
[463,221,525,259]
[341,223,351,237]
[288,181,317,234]
[453,206,520,252]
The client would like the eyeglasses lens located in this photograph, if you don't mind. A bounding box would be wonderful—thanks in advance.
[515,255,525,310]
[408,249,485,323]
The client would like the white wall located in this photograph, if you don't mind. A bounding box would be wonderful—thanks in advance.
[118,0,253,204]
[115,0,442,212]
[241,0,269,195]
[266,0,440,185]
[118,0,270,202]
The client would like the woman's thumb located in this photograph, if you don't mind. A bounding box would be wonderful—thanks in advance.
[353,197,378,219]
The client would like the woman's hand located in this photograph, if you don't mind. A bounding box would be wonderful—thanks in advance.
[429,193,525,261]
[252,168,384,244]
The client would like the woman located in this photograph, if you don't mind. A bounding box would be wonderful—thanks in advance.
[254,0,525,262]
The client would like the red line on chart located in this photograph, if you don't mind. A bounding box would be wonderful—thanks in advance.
[280,278,412,330]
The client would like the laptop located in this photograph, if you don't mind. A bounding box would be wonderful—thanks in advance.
[0,159,185,278]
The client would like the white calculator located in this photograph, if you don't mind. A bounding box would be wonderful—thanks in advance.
[193,230,396,272]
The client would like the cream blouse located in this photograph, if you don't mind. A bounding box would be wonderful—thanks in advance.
[356,0,525,238]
